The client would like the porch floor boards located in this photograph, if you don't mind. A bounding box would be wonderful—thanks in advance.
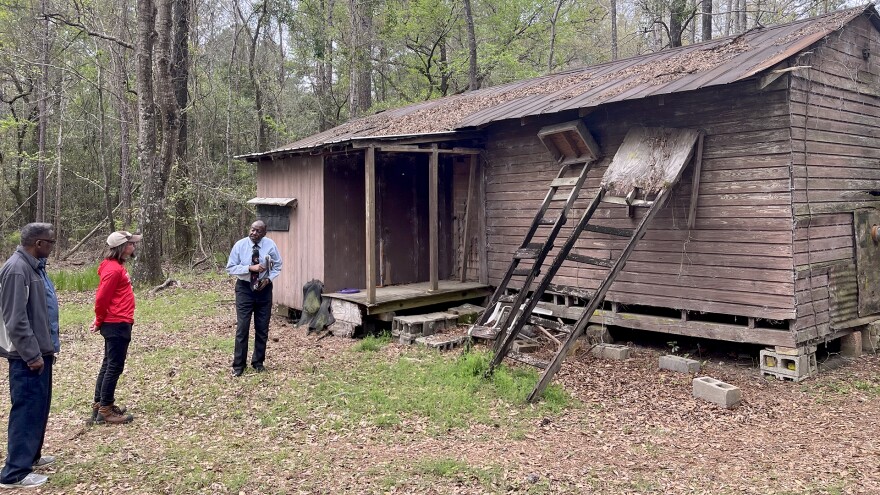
[324,281,491,315]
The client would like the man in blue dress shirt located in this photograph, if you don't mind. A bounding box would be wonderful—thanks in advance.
[225,220,282,377]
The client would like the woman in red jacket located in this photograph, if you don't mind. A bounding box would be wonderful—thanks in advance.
[89,231,142,425]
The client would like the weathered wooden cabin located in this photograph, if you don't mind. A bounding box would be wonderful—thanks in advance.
[240,6,880,353]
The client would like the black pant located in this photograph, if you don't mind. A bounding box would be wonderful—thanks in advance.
[93,322,132,406]
[233,279,272,371]
[0,356,52,484]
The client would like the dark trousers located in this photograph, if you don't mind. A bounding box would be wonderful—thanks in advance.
[1,356,53,484]
[93,323,132,406]
[233,279,272,371]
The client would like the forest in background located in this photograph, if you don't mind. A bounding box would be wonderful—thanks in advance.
[0,0,855,282]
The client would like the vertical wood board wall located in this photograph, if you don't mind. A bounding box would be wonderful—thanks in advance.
[256,155,325,309]
[484,79,797,320]
[790,16,880,333]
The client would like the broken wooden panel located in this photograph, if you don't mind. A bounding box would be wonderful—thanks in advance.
[854,208,880,316]
[601,127,701,196]
[537,120,601,163]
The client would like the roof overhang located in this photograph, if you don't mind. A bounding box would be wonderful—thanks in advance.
[247,197,297,208]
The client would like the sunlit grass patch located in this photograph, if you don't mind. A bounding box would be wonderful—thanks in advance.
[304,348,572,433]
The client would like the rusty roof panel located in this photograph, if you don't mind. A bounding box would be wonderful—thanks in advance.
[242,5,875,160]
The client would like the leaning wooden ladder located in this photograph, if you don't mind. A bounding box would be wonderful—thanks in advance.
[477,126,703,403]
[469,121,602,343]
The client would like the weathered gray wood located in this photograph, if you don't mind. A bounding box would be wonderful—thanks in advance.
[854,209,880,316]
[365,146,377,304]
[477,155,489,284]
[429,145,439,292]
[687,132,705,229]
[460,155,477,282]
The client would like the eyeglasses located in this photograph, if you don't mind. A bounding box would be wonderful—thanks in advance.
[37,239,56,245]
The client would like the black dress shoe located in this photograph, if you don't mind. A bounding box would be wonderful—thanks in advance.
[253,365,266,373]
[231,369,243,377]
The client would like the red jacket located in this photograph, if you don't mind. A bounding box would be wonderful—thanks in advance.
[93,259,135,327]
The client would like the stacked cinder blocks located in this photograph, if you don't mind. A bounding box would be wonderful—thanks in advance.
[760,346,817,382]
[693,377,742,408]
[392,312,458,344]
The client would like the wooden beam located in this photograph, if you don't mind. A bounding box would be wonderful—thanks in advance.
[353,143,482,154]
[365,146,377,304]
[687,132,705,229]
[429,145,439,292]
[460,155,477,282]
[477,155,489,284]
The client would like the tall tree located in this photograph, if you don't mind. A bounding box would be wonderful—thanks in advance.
[135,0,183,284]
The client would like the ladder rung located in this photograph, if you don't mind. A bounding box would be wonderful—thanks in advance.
[546,283,594,300]
[507,351,548,369]
[566,253,614,267]
[514,246,542,259]
[499,295,516,303]
[550,192,570,202]
[469,325,499,340]
[550,177,580,187]
[539,216,558,225]
[585,224,635,237]
[512,268,539,277]
[603,195,653,207]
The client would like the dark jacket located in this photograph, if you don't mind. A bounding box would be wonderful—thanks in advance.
[0,247,55,364]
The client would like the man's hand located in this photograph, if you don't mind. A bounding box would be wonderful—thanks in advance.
[89,322,99,334]
[27,356,44,374]
[249,264,267,273]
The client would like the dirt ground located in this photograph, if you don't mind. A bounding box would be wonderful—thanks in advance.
[16,278,880,494]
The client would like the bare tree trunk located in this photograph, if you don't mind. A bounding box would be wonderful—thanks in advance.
[349,0,372,117]
[36,0,50,222]
[610,0,618,60]
[739,0,747,32]
[548,0,564,73]
[725,0,733,36]
[702,0,712,41]
[53,78,65,255]
[112,2,133,229]
[96,41,116,233]
[234,0,268,149]
[463,0,479,89]
[172,0,192,259]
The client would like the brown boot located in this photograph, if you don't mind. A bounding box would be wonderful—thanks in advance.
[97,404,134,424]
[92,402,128,424]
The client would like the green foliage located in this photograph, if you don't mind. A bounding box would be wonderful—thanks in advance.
[303,348,571,433]
[352,332,392,352]
[49,265,100,292]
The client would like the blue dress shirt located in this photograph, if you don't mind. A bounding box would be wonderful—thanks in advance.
[226,237,283,283]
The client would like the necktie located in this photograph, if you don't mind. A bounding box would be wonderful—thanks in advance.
[251,243,260,290]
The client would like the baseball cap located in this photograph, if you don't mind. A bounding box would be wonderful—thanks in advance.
[106,231,143,248]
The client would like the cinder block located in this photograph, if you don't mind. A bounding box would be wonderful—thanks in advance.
[446,304,485,325]
[659,354,701,373]
[864,322,880,353]
[693,376,742,408]
[840,331,863,357]
[511,340,541,354]
[398,332,419,345]
[416,334,466,350]
[590,343,630,360]
[760,349,817,382]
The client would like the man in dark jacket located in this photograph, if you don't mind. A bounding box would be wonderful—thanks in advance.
[0,223,59,488]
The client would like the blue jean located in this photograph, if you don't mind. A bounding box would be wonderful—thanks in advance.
[0,356,52,484]
[233,280,272,371]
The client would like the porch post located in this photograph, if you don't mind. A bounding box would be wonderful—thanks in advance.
[365,146,377,304]
[429,145,439,292]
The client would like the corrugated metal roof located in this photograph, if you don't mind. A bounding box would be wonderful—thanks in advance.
[242,5,877,160]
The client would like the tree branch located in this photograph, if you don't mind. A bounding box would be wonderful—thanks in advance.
[43,13,134,50]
